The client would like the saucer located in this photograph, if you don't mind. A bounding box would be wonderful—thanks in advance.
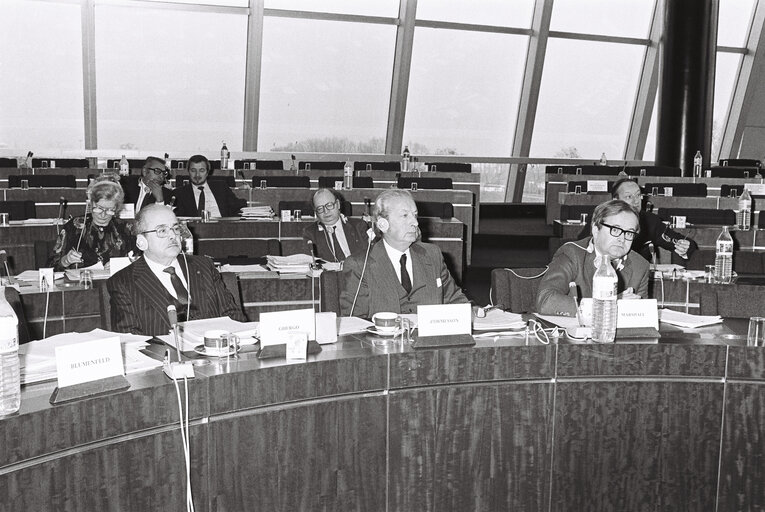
[193,344,239,357]
[366,326,402,337]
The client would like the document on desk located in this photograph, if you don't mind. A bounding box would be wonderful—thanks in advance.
[19,329,159,385]
[158,316,260,351]
[659,309,723,328]
[337,316,374,335]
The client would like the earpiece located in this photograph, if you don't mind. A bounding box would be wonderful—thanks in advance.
[376,217,389,232]
[586,241,594,253]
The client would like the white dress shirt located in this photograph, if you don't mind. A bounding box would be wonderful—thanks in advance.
[325,219,351,259]
[382,239,413,287]
[193,183,222,218]
[135,180,152,213]
[144,255,189,301]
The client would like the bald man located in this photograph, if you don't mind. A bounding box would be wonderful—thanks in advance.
[302,188,370,262]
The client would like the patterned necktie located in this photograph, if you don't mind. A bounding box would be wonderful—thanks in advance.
[163,266,188,305]
[400,254,412,294]
[197,186,205,216]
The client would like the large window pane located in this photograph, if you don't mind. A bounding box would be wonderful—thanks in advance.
[531,39,644,159]
[140,0,248,6]
[712,53,742,162]
[259,18,395,152]
[643,96,658,161]
[95,6,247,152]
[265,0,398,17]
[404,28,527,156]
[550,0,655,38]
[416,0,534,28]
[476,163,510,202]
[718,0,755,47]
[0,1,84,150]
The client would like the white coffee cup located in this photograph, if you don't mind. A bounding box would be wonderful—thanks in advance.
[372,312,399,333]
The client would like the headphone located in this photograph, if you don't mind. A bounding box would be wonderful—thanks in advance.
[376,217,389,232]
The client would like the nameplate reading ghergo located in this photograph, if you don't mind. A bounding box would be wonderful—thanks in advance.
[259,308,316,346]
[55,337,124,388]
[417,304,472,337]
[617,299,659,329]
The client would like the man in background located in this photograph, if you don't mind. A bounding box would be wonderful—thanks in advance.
[170,154,246,218]
[303,188,370,262]
[121,156,172,213]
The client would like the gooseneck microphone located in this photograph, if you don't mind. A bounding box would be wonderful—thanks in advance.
[0,250,13,285]
[348,234,374,317]
[167,305,182,362]
[307,240,318,270]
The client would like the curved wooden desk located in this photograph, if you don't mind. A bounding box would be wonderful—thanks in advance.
[2,324,764,511]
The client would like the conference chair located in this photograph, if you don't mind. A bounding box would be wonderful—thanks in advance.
[174,175,236,188]
[414,201,454,220]
[201,239,282,263]
[33,240,57,269]
[625,166,682,177]
[31,158,88,168]
[719,159,761,168]
[719,185,763,199]
[699,287,765,318]
[0,200,36,220]
[252,176,310,188]
[657,208,736,225]
[298,161,345,171]
[424,162,472,173]
[490,267,548,314]
[397,176,453,190]
[709,166,761,179]
[278,200,314,217]
[0,158,17,168]
[8,175,76,188]
[317,176,374,189]
[353,161,400,172]
[644,183,707,197]
[235,160,284,170]
[759,212,765,229]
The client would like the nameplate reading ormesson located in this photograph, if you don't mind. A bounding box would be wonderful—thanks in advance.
[617,299,659,329]
[417,304,472,337]
[259,308,316,346]
[55,337,124,388]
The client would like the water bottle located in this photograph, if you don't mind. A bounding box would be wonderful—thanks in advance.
[592,255,617,343]
[402,146,411,172]
[0,288,20,416]
[181,221,194,255]
[343,161,354,190]
[220,141,230,170]
[714,226,733,283]
[164,153,171,171]
[738,189,752,230]
[19,151,33,169]
[600,152,608,166]
[693,150,702,178]
[119,154,129,176]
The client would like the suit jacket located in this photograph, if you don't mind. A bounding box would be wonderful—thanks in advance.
[536,237,650,316]
[578,211,698,264]
[107,254,245,336]
[302,217,370,262]
[170,181,246,218]
[340,240,467,319]
[120,176,172,209]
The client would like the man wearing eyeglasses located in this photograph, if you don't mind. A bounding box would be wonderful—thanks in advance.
[120,156,173,213]
[302,188,370,263]
[538,199,649,316]
[170,154,246,218]
[107,204,245,335]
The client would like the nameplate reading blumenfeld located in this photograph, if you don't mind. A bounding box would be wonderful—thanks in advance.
[55,337,124,388]
[259,308,316,346]
[417,304,472,337]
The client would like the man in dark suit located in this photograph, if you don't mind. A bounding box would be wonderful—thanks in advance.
[170,154,246,218]
[107,204,245,336]
[340,189,467,319]
[302,188,370,262]
[120,156,173,213]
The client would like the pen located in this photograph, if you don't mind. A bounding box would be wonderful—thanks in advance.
[570,282,584,327]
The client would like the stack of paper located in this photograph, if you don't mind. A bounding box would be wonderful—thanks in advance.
[159,316,260,351]
[65,268,111,281]
[473,309,526,331]
[241,206,273,219]
[659,308,723,328]
[266,254,313,274]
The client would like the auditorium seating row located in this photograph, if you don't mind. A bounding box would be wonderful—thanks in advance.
[546,162,762,179]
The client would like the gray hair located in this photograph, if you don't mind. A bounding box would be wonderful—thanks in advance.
[135,203,175,234]
[373,189,415,221]
[87,177,125,211]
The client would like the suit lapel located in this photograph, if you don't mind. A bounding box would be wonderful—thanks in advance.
[133,257,174,322]
[409,243,432,295]
[369,242,405,300]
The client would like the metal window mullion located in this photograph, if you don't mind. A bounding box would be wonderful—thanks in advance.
[81,0,97,150]
[507,0,554,202]
[243,0,264,151]
[385,0,416,155]
[624,0,662,161]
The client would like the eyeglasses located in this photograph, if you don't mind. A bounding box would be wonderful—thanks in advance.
[145,167,169,177]
[600,222,638,241]
[315,200,338,214]
[140,223,182,238]
[92,205,117,216]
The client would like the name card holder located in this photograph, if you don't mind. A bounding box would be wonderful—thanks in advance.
[615,299,660,340]
[411,304,475,349]
[50,338,129,405]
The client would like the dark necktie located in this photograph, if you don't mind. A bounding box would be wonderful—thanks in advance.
[400,254,412,294]
[329,226,341,261]
[163,266,188,305]
[197,186,205,216]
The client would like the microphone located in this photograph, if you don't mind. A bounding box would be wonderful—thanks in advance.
[648,242,657,272]
[55,197,67,235]
[0,250,13,285]
[167,305,182,362]
[307,240,318,270]
[348,230,376,317]
[645,200,654,213]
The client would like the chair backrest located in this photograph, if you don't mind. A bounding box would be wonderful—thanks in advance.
[0,158,17,168]
[490,267,548,314]
[644,182,707,197]
[720,185,753,197]
[424,162,472,173]
[625,165,682,177]
[397,177,453,190]
[32,158,89,168]
[106,158,145,169]
[252,176,310,188]
[0,200,36,220]
[8,175,76,188]
[317,176,374,189]
[353,161,401,172]
[545,165,621,176]
[415,201,454,219]
[174,175,236,188]
[234,159,284,170]
[683,248,764,273]
[565,180,615,193]
[278,200,314,217]
[699,287,765,318]
[559,204,597,222]
[298,161,345,171]
[719,158,761,168]
[657,208,736,225]
[709,166,760,178]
